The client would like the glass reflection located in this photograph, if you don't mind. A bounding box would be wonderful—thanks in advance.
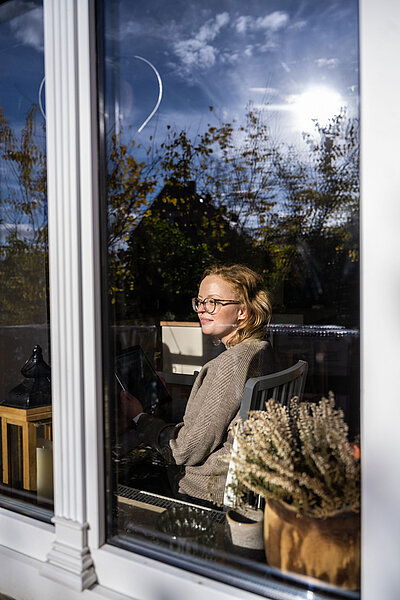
[0,0,52,519]
[100,0,360,597]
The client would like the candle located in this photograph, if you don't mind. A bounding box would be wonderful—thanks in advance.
[36,440,53,500]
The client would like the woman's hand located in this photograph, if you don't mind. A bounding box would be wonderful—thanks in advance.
[120,390,144,420]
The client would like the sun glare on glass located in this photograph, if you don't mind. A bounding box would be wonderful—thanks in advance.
[293,86,343,133]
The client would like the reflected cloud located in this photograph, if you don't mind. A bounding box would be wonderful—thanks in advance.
[172,9,292,76]
[0,223,36,243]
[280,60,291,73]
[173,12,229,73]
[315,57,339,69]
[235,11,289,51]
[235,11,289,35]
[197,11,230,41]
[289,20,307,31]
[249,87,279,96]
[106,0,359,146]
[9,5,43,53]
[0,0,37,21]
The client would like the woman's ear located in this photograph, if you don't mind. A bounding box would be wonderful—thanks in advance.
[237,305,247,321]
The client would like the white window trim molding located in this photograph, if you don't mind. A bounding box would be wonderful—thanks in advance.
[0,508,54,561]
[91,544,277,600]
[40,0,98,590]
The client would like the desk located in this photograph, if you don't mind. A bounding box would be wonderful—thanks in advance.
[0,404,52,491]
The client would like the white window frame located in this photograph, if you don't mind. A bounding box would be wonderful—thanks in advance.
[359,1,400,599]
[1,1,400,599]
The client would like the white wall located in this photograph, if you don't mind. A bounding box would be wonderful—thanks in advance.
[161,322,221,373]
[360,1,400,599]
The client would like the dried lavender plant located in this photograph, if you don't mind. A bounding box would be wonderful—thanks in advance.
[231,393,360,517]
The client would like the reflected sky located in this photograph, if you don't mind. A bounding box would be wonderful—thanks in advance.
[104,0,359,144]
[0,0,44,235]
[0,0,359,232]
[0,1,44,125]
[0,0,359,140]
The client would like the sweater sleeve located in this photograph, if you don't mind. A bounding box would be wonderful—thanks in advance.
[169,347,248,466]
[133,340,274,468]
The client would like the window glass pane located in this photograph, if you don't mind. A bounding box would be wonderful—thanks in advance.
[99,0,360,597]
[0,0,53,521]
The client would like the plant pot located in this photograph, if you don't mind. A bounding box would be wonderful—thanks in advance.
[264,498,360,590]
[226,506,264,550]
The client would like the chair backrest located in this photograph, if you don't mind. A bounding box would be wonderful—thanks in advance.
[239,360,308,422]
[223,360,308,507]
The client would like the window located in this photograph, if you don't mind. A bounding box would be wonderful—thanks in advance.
[98,1,360,598]
[0,0,53,522]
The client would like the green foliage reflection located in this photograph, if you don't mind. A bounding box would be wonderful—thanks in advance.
[108,106,359,327]
[0,104,48,325]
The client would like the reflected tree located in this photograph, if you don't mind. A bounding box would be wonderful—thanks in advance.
[264,112,359,324]
[110,107,275,320]
[122,182,264,320]
[108,105,359,326]
[0,104,48,324]
[106,131,156,302]
[0,98,359,327]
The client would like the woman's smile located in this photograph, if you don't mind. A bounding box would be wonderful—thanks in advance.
[199,315,213,324]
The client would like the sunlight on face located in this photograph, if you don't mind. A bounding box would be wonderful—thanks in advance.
[292,86,343,133]
[197,275,245,345]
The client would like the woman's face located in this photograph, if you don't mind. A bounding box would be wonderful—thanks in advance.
[197,275,246,344]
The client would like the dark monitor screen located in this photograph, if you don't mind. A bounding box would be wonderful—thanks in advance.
[115,345,172,414]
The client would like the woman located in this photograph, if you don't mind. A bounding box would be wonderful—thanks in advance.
[120,264,275,506]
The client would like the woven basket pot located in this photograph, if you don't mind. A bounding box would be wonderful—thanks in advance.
[264,498,360,590]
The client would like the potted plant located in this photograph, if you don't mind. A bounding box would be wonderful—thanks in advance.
[229,392,360,590]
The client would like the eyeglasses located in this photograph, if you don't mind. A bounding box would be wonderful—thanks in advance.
[192,297,241,314]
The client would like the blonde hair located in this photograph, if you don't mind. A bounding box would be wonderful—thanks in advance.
[201,264,272,348]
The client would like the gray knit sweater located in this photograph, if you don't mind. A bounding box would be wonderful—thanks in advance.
[136,338,274,504]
